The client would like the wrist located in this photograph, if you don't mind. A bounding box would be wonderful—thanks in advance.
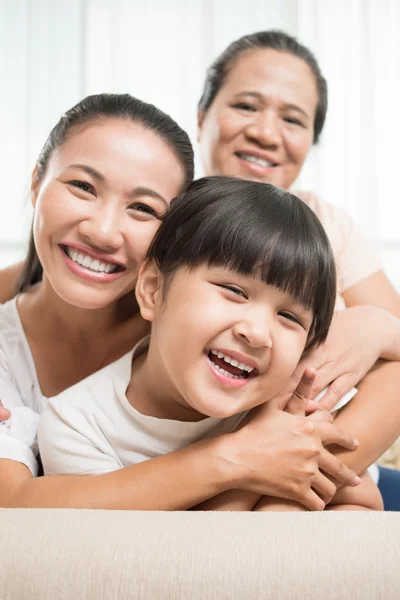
[203,433,247,493]
[379,310,400,360]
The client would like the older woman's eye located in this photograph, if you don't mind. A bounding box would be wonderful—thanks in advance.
[68,180,95,194]
[284,116,304,127]
[233,102,257,112]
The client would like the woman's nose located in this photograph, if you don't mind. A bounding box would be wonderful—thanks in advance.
[78,204,124,252]
[245,110,281,148]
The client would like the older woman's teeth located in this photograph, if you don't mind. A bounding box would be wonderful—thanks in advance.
[65,247,118,273]
[237,153,274,168]
[210,350,254,373]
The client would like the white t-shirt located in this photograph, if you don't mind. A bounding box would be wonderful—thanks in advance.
[0,298,45,476]
[38,337,249,476]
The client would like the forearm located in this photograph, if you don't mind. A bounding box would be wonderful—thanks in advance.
[193,490,262,511]
[2,438,235,510]
[0,262,23,303]
[328,359,400,474]
[378,310,400,360]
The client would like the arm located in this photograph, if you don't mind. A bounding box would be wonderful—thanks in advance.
[0,263,23,303]
[0,438,231,510]
[1,376,360,511]
[1,398,232,509]
[327,359,400,474]
[305,270,400,409]
[191,370,360,512]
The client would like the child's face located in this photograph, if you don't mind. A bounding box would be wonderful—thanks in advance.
[142,264,313,419]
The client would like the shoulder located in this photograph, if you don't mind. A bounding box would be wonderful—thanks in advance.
[293,189,368,249]
[0,298,41,406]
[293,189,381,292]
[0,298,21,340]
[48,349,134,423]
[293,189,353,230]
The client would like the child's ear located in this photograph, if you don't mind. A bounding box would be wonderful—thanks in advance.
[135,260,162,323]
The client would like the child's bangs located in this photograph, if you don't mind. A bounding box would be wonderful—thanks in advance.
[195,211,328,312]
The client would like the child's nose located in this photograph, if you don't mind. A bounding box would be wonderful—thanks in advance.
[232,313,272,349]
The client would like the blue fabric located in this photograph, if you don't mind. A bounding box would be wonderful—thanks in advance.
[378,466,400,511]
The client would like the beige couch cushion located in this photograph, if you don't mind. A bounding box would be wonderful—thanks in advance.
[1,509,399,599]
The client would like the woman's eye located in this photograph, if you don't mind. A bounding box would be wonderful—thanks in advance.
[129,202,158,218]
[233,102,257,112]
[68,180,95,194]
[284,116,304,127]
[218,284,248,299]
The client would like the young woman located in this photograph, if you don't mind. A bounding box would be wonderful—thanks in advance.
[37,177,380,511]
[0,93,359,511]
[196,30,400,508]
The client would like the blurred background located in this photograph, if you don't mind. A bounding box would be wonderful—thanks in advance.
[1,0,399,285]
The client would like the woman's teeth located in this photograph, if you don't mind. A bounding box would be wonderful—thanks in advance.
[210,349,254,379]
[65,247,118,273]
[237,153,275,168]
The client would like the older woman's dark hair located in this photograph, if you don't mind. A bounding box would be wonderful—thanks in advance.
[147,176,336,354]
[198,30,328,144]
[18,93,194,293]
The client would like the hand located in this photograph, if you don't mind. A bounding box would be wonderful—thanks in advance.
[0,400,11,421]
[301,306,391,411]
[222,368,361,511]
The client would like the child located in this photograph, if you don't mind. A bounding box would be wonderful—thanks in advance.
[38,176,381,511]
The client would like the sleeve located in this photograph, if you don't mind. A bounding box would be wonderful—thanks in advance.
[315,386,358,412]
[333,205,382,292]
[38,399,123,476]
[294,190,382,294]
[0,346,40,477]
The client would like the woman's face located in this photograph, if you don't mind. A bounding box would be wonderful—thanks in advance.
[198,49,318,190]
[32,119,185,309]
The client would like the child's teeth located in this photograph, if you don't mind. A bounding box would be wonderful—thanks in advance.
[210,350,254,374]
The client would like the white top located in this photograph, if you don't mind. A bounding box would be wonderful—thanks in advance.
[0,298,45,476]
[38,337,249,476]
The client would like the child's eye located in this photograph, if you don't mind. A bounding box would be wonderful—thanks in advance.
[68,180,95,195]
[279,311,303,326]
[218,284,248,299]
[128,203,159,218]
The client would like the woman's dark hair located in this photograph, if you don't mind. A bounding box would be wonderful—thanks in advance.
[198,30,328,144]
[18,93,194,293]
[147,176,336,353]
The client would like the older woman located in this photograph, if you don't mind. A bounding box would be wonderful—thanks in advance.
[196,30,400,509]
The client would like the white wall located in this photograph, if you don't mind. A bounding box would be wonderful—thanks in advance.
[1,0,399,285]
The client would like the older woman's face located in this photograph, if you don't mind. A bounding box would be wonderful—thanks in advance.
[198,49,318,190]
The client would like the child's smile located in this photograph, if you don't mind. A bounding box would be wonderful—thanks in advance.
[206,348,258,388]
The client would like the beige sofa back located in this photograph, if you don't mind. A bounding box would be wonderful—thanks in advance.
[1,509,400,599]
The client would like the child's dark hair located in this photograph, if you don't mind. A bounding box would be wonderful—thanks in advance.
[18,93,194,293]
[147,176,336,353]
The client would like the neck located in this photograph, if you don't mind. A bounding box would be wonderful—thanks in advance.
[19,276,138,342]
